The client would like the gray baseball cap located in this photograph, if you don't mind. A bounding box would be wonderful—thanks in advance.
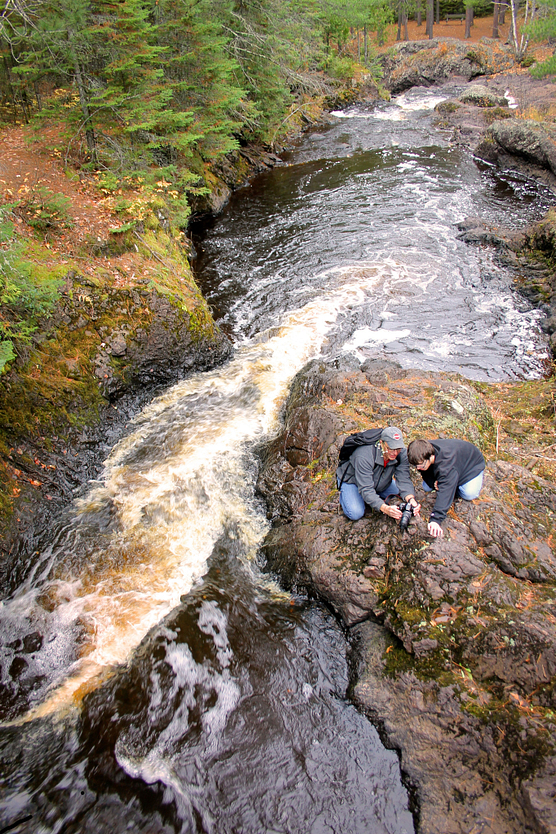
[381,426,405,449]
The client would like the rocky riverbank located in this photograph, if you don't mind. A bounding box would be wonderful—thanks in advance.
[257,357,556,834]
[0,231,231,594]
[254,41,556,834]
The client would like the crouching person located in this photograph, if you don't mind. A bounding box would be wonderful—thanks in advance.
[336,426,420,523]
[407,438,485,538]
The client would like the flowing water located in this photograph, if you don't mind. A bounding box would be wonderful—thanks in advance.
[0,86,553,834]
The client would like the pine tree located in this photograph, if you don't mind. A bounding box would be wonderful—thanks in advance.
[7,0,100,158]
[155,0,248,160]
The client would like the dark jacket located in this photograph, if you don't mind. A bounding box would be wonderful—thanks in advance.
[336,443,414,512]
[421,439,485,524]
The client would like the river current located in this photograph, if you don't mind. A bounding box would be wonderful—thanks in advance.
[0,86,552,834]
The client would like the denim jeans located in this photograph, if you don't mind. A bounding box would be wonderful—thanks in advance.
[339,479,400,521]
[421,470,484,500]
[457,470,484,500]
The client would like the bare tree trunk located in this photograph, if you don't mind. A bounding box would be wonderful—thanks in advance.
[465,5,473,38]
[435,0,439,24]
[426,0,434,38]
[397,8,409,41]
[417,1,422,26]
[69,40,97,164]
[492,1,500,37]
[508,0,532,60]
[508,0,516,47]
[33,82,41,111]
[364,24,368,62]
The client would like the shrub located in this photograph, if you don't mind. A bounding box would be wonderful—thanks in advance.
[0,206,63,372]
[17,186,73,234]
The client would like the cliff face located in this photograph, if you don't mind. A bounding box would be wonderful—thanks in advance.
[257,357,556,834]
[0,241,231,594]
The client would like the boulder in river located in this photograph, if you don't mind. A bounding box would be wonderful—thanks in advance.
[475,118,556,190]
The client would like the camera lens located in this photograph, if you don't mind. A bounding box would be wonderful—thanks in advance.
[399,502,413,531]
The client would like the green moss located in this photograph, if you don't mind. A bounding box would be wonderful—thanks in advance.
[188,304,218,342]
[382,641,415,676]
[436,101,460,114]
[485,107,513,125]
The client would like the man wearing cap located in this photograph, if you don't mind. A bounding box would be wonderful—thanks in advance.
[336,426,420,522]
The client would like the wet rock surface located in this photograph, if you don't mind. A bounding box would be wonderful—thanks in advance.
[455,213,556,359]
[257,357,556,834]
[475,118,556,190]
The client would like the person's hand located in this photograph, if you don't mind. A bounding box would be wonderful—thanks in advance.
[428,521,443,538]
[406,497,421,517]
[381,503,402,520]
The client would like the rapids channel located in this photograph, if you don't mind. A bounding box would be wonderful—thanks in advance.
[0,85,553,834]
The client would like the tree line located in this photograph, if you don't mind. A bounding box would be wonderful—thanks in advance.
[1,0,552,174]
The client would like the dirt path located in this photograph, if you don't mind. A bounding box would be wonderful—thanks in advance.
[0,127,115,249]
[381,12,544,50]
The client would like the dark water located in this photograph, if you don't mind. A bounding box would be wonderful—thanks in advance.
[194,87,552,379]
[1,86,553,834]
[0,552,413,834]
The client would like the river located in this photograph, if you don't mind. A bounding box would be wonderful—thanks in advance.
[0,86,552,834]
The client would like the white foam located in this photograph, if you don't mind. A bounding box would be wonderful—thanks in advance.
[5,262,392,722]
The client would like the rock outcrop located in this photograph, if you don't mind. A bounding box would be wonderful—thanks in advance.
[380,38,516,95]
[257,356,556,834]
[475,118,556,189]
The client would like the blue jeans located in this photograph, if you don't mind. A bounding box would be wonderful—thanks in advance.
[339,479,400,521]
[457,470,484,500]
[422,470,484,500]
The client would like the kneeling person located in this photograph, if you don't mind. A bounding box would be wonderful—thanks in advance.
[407,438,485,538]
[337,426,420,522]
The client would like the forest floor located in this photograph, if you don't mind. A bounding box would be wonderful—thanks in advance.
[0,126,163,288]
[381,12,546,54]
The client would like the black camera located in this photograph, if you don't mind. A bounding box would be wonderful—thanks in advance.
[399,501,414,531]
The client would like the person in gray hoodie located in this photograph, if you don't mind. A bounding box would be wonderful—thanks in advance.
[336,426,420,522]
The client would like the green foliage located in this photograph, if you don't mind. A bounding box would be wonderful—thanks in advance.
[97,165,208,231]
[526,0,556,75]
[16,186,73,234]
[323,53,357,80]
[0,341,15,370]
[156,0,247,156]
[0,206,63,373]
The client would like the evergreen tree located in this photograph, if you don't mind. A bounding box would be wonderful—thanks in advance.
[227,0,298,139]
[90,0,178,150]
[155,0,248,160]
